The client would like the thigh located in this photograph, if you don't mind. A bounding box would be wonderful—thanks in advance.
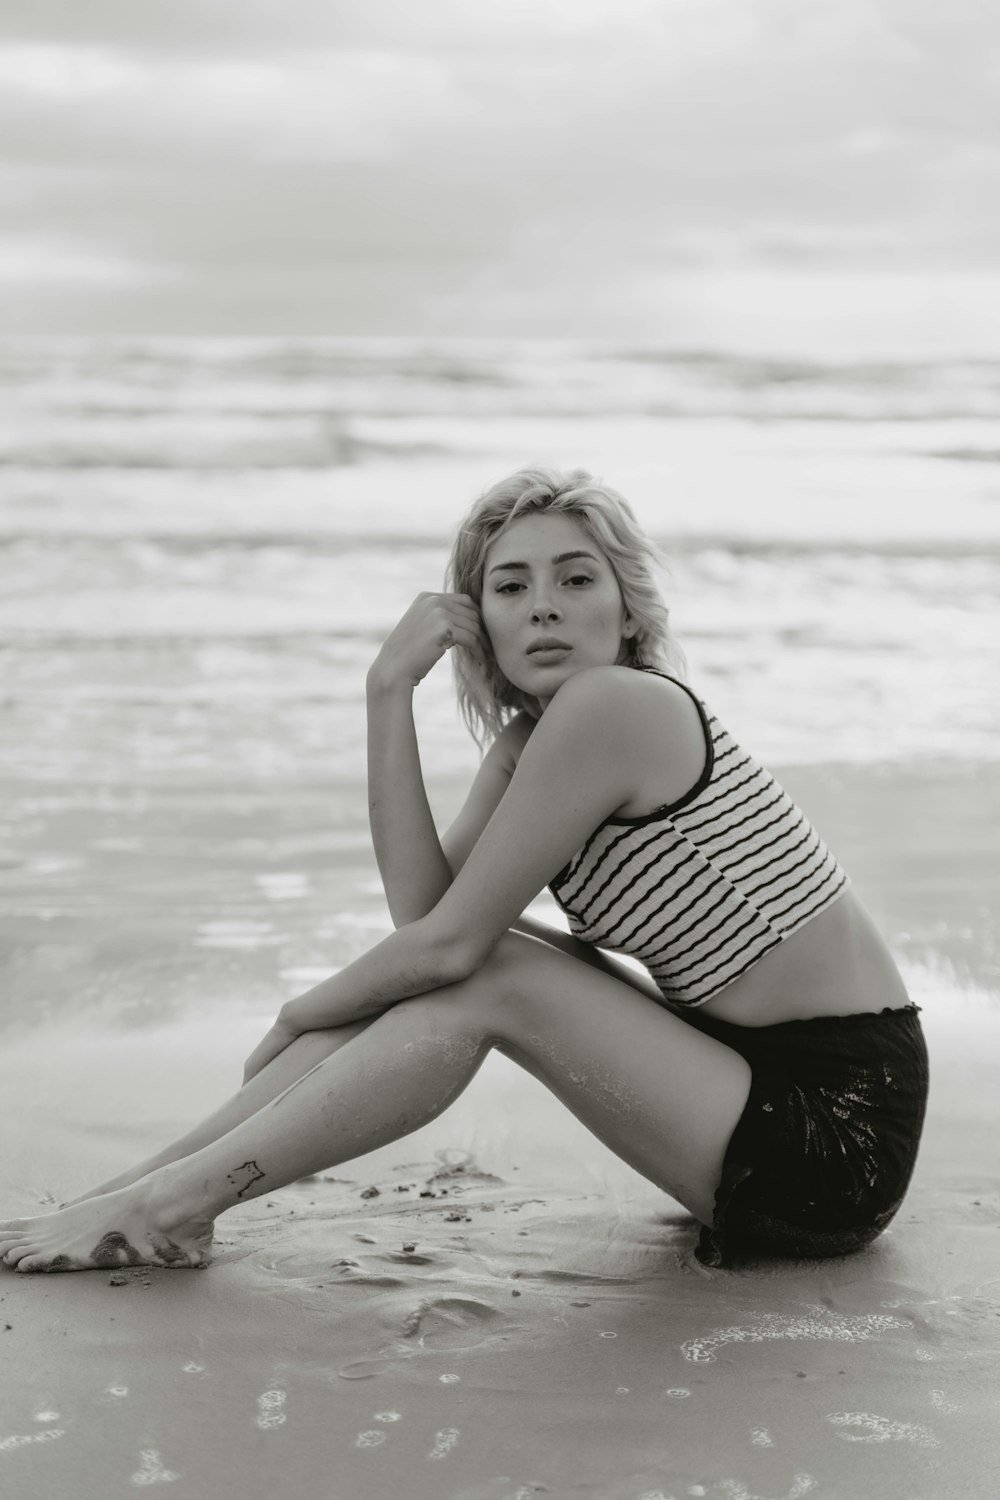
[465,932,753,1227]
[512,914,667,1002]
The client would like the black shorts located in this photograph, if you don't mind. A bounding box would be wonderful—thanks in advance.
[679,1003,929,1269]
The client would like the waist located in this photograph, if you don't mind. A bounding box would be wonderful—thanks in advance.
[684,888,911,1027]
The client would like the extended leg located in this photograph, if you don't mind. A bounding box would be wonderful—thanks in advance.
[76,921,654,1202]
[72,1018,376,1202]
[1,934,751,1272]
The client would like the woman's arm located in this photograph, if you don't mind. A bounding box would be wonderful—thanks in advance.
[278,667,651,1038]
[366,674,452,924]
[366,591,487,925]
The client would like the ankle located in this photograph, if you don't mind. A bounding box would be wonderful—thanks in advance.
[145,1163,219,1228]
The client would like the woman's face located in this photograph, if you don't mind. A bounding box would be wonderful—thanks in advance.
[480,511,635,709]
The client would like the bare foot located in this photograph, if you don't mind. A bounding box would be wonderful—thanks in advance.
[0,1179,214,1273]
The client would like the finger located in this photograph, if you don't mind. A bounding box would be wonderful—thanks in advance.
[442,598,484,627]
[429,602,488,662]
[446,625,489,664]
[437,598,485,631]
[436,594,479,623]
[447,623,480,649]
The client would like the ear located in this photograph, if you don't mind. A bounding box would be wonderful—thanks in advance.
[622,614,639,640]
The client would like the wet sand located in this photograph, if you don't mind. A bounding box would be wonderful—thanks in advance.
[1,762,998,1498]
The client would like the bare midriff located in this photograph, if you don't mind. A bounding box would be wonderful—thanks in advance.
[692,886,913,1028]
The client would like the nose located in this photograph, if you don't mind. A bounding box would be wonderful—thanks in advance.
[529,592,562,624]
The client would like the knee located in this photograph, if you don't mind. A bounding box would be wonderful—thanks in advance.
[462,931,543,1024]
[379,986,493,1067]
[389,932,530,1038]
[480,931,530,981]
[467,931,538,996]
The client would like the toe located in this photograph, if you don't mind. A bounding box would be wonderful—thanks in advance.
[4,1243,35,1269]
[16,1254,55,1274]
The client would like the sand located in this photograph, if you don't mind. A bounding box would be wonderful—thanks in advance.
[1,996,999,1500]
[2,761,999,1499]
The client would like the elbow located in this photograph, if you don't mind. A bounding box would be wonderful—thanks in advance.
[436,937,484,988]
[412,898,504,990]
[422,924,491,989]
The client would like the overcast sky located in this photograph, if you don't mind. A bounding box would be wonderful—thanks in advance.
[1,0,998,341]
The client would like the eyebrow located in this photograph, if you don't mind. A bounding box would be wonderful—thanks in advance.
[487,549,600,576]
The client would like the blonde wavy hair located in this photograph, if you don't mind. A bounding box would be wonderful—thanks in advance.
[445,466,685,747]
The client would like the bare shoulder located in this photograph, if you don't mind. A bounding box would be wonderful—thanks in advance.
[498,669,707,805]
[549,665,701,738]
[543,667,709,816]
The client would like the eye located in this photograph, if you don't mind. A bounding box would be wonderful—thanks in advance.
[494,579,524,594]
[564,573,593,587]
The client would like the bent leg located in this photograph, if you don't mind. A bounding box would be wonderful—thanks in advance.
[490,933,751,1223]
[1,934,750,1272]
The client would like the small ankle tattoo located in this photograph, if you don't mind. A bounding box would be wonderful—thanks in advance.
[227,1160,266,1198]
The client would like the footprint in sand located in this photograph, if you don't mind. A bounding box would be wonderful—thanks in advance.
[402,1296,509,1350]
[338,1296,511,1379]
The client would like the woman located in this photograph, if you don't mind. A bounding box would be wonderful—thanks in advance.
[0,467,927,1274]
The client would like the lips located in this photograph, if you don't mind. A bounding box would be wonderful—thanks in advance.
[527,638,571,656]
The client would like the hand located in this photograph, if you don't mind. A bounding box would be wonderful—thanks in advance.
[369,592,487,691]
[242,1015,300,1085]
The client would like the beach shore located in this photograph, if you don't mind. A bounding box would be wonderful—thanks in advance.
[1,760,998,1499]
[1,1002,999,1500]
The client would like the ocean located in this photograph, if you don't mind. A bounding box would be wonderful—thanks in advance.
[1,337,997,1032]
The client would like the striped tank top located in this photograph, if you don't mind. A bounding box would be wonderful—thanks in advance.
[548,671,849,1007]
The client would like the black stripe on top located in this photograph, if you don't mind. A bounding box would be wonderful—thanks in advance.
[551,672,850,1006]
